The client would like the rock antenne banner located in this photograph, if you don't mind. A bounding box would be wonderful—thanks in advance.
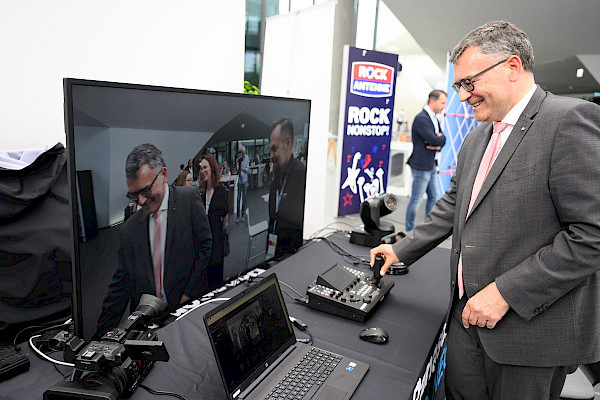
[337,46,398,216]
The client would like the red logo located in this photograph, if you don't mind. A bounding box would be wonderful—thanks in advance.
[350,62,394,97]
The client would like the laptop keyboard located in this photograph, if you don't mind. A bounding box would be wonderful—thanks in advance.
[264,348,342,400]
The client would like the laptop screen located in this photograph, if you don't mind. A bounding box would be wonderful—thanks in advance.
[205,274,295,397]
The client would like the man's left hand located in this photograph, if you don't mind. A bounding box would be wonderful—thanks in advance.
[462,282,509,329]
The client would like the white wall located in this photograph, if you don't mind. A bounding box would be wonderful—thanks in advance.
[393,55,445,132]
[261,2,336,238]
[0,1,245,150]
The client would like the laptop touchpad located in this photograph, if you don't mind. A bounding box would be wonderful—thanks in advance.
[315,385,348,400]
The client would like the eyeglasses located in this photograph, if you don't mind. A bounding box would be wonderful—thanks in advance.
[126,169,162,201]
[452,58,509,94]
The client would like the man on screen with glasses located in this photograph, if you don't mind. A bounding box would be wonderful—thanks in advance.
[95,143,212,338]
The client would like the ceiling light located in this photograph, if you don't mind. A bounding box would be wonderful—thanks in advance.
[576,68,584,78]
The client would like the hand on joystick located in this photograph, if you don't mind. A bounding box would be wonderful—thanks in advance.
[372,255,384,286]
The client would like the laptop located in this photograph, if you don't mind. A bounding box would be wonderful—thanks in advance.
[204,273,369,400]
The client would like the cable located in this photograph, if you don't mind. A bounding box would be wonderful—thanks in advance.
[13,320,72,349]
[307,222,354,240]
[279,281,306,301]
[306,228,341,241]
[174,298,230,322]
[279,288,309,305]
[274,279,308,305]
[138,384,189,400]
[290,316,313,345]
[304,328,313,346]
[308,236,371,267]
[52,361,71,379]
[305,228,345,243]
[28,335,75,367]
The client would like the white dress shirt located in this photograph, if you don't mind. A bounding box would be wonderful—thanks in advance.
[484,84,537,165]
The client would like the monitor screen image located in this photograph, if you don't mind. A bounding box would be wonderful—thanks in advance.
[63,79,310,341]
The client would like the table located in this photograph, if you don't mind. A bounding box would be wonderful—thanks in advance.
[1,233,450,400]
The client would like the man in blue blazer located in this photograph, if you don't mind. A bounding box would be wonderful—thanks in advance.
[405,90,447,231]
[372,21,600,399]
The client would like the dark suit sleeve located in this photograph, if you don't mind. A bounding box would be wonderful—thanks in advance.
[391,120,485,264]
[185,188,213,297]
[413,114,446,147]
[495,100,600,320]
[95,242,133,338]
[392,165,456,264]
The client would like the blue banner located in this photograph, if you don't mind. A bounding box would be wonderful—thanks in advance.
[436,58,480,195]
[337,47,398,216]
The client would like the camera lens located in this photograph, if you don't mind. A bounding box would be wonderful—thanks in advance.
[383,194,398,211]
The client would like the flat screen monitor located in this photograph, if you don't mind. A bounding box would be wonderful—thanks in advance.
[64,79,310,341]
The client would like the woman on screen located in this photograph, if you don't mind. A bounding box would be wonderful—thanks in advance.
[175,170,193,187]
[200,154,229,288]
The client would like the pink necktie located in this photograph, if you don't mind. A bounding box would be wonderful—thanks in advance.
[458,122,509,298]
[152,210,162,299]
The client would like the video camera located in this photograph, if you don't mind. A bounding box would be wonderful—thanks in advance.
[44,294,170,400]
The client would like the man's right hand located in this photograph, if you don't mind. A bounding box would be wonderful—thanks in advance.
[369,244,400,276]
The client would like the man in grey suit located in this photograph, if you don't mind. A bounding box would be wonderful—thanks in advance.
[96,143,212,337]
[371,21,600,399]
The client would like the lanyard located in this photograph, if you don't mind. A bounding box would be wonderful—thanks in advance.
[272,175,288,234]
[275,175,288,214]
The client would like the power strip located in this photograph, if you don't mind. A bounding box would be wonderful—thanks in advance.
[0,347,30,382]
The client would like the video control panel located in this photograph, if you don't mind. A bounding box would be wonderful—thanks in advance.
[306,263,394,322]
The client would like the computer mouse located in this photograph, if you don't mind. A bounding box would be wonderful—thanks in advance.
[359,327,389,344]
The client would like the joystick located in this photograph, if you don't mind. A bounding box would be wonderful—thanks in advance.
[372,255,384,286]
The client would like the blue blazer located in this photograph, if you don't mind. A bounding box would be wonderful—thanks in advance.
[407,109,446,171]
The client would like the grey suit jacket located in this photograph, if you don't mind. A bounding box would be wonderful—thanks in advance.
[392,86,600,366]
[96,185,213,337]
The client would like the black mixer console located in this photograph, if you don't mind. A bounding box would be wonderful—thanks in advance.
[306,262,394,322]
